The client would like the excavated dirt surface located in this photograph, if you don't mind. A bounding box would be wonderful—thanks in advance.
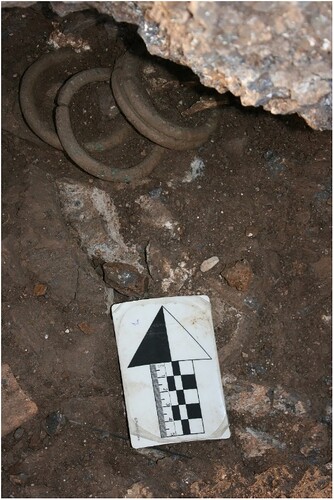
[2,5,332,499]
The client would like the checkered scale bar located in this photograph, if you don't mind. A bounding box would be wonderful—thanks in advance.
[165,360,205,436]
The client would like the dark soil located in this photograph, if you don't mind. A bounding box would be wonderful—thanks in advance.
[2,5,332,498]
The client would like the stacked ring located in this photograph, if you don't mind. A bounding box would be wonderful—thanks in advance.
[19,49,132,153]
[55,68,165,183]
[20,48,220,182]
[111,50,219,151]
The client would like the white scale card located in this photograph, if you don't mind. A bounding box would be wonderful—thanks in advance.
[112,295,230,448]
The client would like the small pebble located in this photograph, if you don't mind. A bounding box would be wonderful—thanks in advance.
[45,411,67,435]
[222,259,253,291]
[245,226,258,238]
[9,473,28,486]
[103,262,146,297]
[77,322,94,335]
[136,448,166,460]
[33,283,47,297]
[200,256,219,273]
[14,427,24,440]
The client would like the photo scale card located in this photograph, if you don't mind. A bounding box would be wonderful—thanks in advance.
[112,295,230,448]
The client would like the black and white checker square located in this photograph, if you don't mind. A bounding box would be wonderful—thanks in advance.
[166,361,205,435]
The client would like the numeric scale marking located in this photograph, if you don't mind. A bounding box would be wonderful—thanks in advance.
[150,363,173,438]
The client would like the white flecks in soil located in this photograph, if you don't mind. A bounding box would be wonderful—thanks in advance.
[47,28,91,52]
[182,156,205,182]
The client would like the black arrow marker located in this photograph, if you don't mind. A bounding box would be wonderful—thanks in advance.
[128,307,171,367]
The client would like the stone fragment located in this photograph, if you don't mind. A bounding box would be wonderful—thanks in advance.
[245,226,259,238]
[57,180,143,271]
[29,427,45,449]
[200,256,219,273]
[145,241,193,293]
[14,427,24,440]
[135,448,167,461]
[9,473,29,486]
[145,241,172,281]
[247,363,267,376]
[1,364,38,436]
[224,378,311,418]
[44,410,67,435]
[222,260,253,291]
[135,194,179,236]
[33,283,47,297]
[103,262,147,297]
[161,264,192,293]
[236,427,286,458]
[225,382,271,417]
[222,373,238,385]
[181,97,226,116]
[300,423,329,458]
[125,482,153,498]
[272,385,310,416]
[77,322,94,335]
[321,315,332,325]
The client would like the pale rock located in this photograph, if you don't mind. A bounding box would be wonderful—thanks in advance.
[2,364,38,436]
[200,256,219,273]
[237,427,286,458]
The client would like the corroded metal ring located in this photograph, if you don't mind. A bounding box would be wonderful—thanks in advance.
[19,49,132,151]
[56,68,165,182]
[111,51,219,150]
